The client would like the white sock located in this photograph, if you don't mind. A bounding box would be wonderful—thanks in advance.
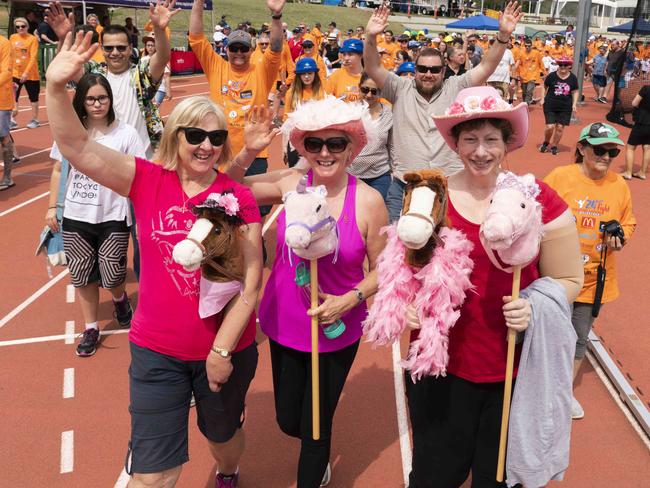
[113,292,127,303]
[85,322,99,331]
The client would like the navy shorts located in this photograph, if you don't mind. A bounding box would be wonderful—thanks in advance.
[126,342,258,474]
[592,74,607,87]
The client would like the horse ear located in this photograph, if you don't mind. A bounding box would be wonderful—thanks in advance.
[403,172,423,184]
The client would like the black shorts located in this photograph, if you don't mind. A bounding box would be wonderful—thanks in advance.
[628,123,650,146]
[592,74,607,87]
[62,218,130,288]
[13,77,40,103]
[126,342,258,474]
[543,110,571,126]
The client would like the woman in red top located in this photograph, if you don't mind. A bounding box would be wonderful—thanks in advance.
[404,86,583,488]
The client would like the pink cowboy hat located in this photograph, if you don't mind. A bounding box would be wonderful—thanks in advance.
[432,86,529,152]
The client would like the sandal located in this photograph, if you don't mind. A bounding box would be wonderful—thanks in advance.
[632,173,647,180]
[621,173,632,180]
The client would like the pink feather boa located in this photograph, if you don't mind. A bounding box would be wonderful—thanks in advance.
[363,224,475,380]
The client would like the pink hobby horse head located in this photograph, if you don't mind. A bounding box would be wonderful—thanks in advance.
[283,175,338,261]
[480,171,543,271]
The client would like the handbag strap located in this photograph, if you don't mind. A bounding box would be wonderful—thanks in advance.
[56,158,71,221]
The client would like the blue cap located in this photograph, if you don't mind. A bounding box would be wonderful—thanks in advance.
[396,62,415,75]
[340,38,363,54]
[295,57,319,74]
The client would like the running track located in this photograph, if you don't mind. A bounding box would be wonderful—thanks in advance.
[0,75,648,487]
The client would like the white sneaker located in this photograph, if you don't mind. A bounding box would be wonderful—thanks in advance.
[320,462,331,486]
[26,119,40,129]
[571,396,584,419]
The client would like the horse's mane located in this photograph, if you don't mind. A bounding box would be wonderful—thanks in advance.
[196,207,245,283]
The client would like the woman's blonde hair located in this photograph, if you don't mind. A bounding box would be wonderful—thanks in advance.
[155,96,232,171]
[14,17,28,28]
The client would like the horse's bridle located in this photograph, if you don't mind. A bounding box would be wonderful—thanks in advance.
[185,232,242,283]
[286,216,337,249]
[401,189,447,245]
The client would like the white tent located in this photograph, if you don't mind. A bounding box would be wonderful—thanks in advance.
[541,0,619,29]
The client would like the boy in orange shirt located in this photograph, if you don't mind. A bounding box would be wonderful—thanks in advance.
[515,38,545,105]
[326,38,364,102]
[10,17,40,129]
[0,34,15,190]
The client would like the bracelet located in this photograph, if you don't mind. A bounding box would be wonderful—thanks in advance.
[496,35,509,45]
[271,12,282,20]
[232,158,251,172]
[211,345,232,358]
[48,205,57,209]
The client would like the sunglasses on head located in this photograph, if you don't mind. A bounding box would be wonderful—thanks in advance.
[303,137,350,154]
[102,45,129,53]
[360,86,379,95]
[416,64,444,74]
[180,127,228,146]
[591,146,620,158]
[228,44,250,53]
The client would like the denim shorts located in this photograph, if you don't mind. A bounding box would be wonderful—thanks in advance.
[126,342,258,474]
[0,110,11,138]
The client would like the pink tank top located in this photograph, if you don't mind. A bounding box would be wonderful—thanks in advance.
[259,172,367,352]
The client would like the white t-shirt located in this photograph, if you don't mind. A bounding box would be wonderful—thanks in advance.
[487,49,515,83]
[51,122,146,225]
[542,56,558,73]
[106,69,152,157]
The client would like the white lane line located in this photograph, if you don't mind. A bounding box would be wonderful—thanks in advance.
[60,430,74,473]
[63,368,75,399]
[0,191,49,218]
[0,328,128,347]
[114,468,130,488]
[10,122,50,133]
[65,321,75,345]
[16,147,52,160]
[0,269,69,329]
[586,351,650,451]
[392,342,412,486]
[66,285,75,303]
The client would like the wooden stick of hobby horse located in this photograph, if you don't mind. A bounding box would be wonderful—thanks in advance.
[310,259,321,440]
[496,264,521,482]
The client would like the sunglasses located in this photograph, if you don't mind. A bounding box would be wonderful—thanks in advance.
[180,127,228,146]
[15,24,28,29]
[591,146,620,158]
[102,45,129,53]
[84,95,111,106]
[415,64,444,74]
[258,42,269,46]
[228,44,251,53]
[303,137,350,154]
[360,86,379,95]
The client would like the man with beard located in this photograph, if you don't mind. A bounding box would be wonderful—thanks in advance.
[364,2,523,221]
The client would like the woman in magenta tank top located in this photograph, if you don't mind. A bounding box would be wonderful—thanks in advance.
[228,97,388,487]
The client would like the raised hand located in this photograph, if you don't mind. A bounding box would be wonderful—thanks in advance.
[266,0,286,15]
[244,106,281,153]
[46,31,98,87]
[45,2,75,39]
[367,4,390,37]
[149,0,181,30]
[499,1,523,37]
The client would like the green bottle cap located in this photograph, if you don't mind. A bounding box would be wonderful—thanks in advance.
[323,319,346,339]
[294,262,311,287]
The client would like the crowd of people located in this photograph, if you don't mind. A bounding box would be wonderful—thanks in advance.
[0,0,644,487]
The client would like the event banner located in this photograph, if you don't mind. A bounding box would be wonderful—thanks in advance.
[94,0,212,10]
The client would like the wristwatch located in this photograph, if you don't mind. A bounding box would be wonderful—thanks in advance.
[271,12,283,19]
[352,288,365,302]
[211,345,232,359]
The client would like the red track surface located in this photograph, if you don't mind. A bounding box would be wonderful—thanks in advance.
[0,75,648,487]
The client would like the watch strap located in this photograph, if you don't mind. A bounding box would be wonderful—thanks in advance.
[211,345,231,358]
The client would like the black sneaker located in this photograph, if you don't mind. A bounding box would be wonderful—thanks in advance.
[114,296,133,327]
[76,328,100,357]
[550,146,558,155]
[539,142,549,153]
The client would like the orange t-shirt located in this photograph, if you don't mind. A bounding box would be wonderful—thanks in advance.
[189,33,280,158]
[378,40,399,70]
[144,21,171,39]
[283,85,326,119]
[517,49,545,82]
[310,28,324,49]
[10,33,39,81]
[0,35,14,110]
[544,164,636,304]
[285,53,327,86]
[325,68,362,102]
[278,41,295,84]
[95,24,104,36]
[548,45,565,59]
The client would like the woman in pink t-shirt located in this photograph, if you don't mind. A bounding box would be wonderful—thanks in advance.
[45,30,274,488]
[399,86,584,487]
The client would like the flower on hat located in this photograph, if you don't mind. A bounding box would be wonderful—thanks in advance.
[446,95,510,116]
[448,102,465,115]
[202,192,240,216]
[480,96,499,111]
[463,95,482,112]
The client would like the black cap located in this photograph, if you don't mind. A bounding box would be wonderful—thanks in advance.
[302,40,314,48]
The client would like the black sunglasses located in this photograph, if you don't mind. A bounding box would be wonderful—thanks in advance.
[180,127,228,146]
[591,146,620,158]
[228,44,251,53]
[15,24,28,29]
[303,137,350,154]
[416,64,444,74]
[360,86,379,95]
[102,45,129,53]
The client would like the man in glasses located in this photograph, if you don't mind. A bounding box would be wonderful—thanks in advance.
[190,0,284,216]
[364,2,523,222]
[0,32,16,190]
[514,38,545,106]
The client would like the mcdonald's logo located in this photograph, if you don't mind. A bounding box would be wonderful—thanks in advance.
[581,216,595,229]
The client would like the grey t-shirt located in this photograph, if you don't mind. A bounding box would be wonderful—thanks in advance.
[382,70,474,180]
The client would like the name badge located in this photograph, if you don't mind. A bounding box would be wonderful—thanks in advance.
[240,90,253,99]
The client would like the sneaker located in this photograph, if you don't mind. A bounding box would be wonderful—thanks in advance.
[539,142,549,153]
[76,328,100,357]
[9,119,17,130]
[114,296,133,327]
[26,119,40,129]
[215,469,239,488]
[550,146,558,155]
[12,156,20,164]
[572,396,584,419]
[320,462,332,487]
[0,180,15,191]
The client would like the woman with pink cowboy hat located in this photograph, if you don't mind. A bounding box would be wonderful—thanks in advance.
[228,97,388,487]
[404,86,584,487]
